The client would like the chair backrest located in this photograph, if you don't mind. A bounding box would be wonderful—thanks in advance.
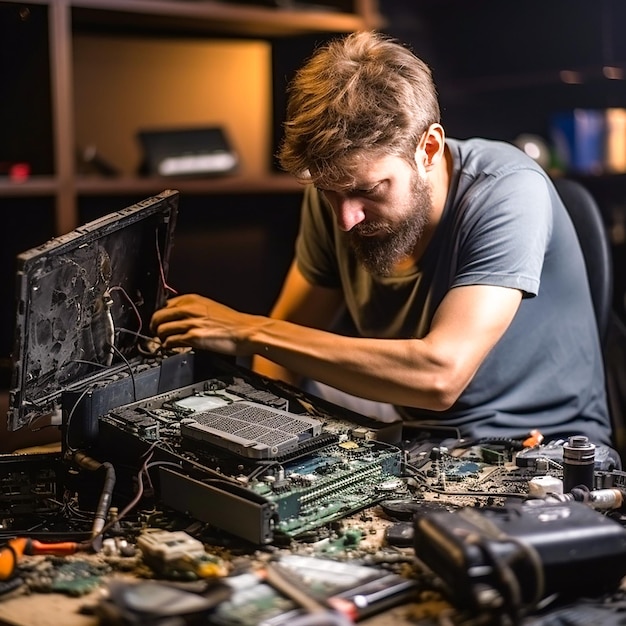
[553,178,613,346]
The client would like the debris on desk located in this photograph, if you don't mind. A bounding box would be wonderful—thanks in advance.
[0,575,26,598]
[309,527,364,555]
[101,537,136,560]
[22,556,112,596]
[403,590,456,624]
[210,571,298,626]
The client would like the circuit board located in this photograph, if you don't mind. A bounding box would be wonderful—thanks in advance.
[383,434,625,522]
[91,372,405,544]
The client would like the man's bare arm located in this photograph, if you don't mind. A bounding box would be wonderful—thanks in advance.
[251,261,344,384]
[151,278,522,411]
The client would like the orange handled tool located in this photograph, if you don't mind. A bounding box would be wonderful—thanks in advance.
[0,538,80,581]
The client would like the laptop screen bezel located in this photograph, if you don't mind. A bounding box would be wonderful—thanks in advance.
[7,189,179,431]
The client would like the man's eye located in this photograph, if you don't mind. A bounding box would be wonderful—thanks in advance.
[354,185,379,196]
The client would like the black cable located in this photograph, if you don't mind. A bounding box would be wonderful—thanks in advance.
[452,437,526,452]
[69,359,109,369]
[69,452,117,552]
[110,343,137,402]
[63,386,93,454]
[89,447,157,546]
[92,461,116,551]
[116,327,166,357]
[459,526,545,625]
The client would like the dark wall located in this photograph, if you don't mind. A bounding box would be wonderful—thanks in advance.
[271,34,337,171]
[0,199,56,382]
[382,0,626,143]
[0,3,55,379]
[0,3,53,175]
[163,193,302,316]
[78,192,303,317]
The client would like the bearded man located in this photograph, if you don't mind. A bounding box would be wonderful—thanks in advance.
[151,31,612,447]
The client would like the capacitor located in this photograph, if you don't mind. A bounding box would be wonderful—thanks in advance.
[528,475,563,498]
[589,488,624,510]
[562,435,595,493]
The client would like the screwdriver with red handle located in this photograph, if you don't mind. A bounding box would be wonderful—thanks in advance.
[0,538,81,581]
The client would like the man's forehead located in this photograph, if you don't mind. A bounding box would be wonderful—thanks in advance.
[315,153,403,190]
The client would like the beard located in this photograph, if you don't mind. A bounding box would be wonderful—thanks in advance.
[347,171,433,277]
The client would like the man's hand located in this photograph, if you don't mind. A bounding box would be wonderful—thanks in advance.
[150,293,258,356]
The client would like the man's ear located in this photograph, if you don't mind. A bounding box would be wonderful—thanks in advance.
[416,124,446,171]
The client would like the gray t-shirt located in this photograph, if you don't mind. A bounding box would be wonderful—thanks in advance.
[295,137,612,445]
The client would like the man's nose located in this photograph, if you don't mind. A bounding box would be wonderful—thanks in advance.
[333,197,366,231]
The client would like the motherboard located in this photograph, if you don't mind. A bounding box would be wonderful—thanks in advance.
[84,369,405,544]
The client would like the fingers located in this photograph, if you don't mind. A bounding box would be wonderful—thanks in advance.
[149,294,239,354]
[151,306,181,331]
[150,294,201,332]
[150,296,215,348]
[152,317,199,349]
[150,311,171,336]
[164,293,198,307]
[158,331,191,349]
[151,315,192,342]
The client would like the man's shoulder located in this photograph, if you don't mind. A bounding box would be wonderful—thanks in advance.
[447,136,550,196]
[448,136,535,168]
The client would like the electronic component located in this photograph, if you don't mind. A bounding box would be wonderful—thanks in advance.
[270,555,418,622]
[414,500,626,621]
[136,530,226,579]
[562,435,596,491]
[0,452,62,522]
[137,126,239,177]
[527,475,563,497]
[27,559,111,596]
[179,400,324,459]
[95,579,221,625]
[384,521,415,547]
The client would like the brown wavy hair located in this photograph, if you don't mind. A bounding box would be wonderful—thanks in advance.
[278,31,440,188]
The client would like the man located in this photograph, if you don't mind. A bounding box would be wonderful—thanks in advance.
[151,31,612,446]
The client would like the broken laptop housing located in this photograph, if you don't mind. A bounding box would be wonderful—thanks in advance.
[4,190,404,544]
[7,189,193,441]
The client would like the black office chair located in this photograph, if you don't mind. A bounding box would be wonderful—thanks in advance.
[553,178,626,458]
[553,177,613,346]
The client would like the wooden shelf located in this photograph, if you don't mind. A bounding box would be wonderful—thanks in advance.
[70,0,382,37]
[0,0,380,233]
[0,174,304,198]
[0,177,59,197]
[19,0,383,36]
[74,173,304,196]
